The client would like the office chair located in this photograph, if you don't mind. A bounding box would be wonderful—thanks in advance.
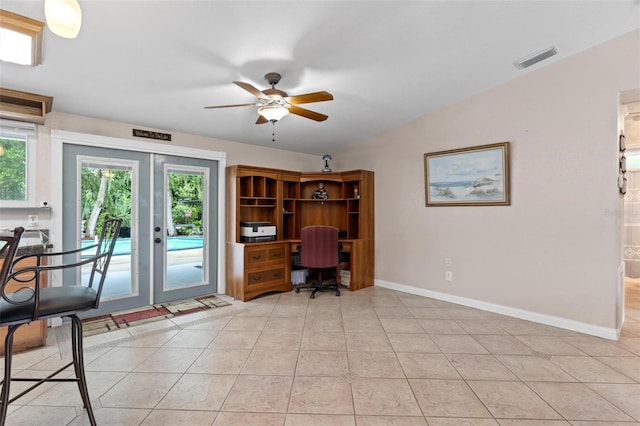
[0,217,122,426]
[294,225,340,299]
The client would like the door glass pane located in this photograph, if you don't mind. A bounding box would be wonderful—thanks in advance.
[80,162,136,299]
[166,168,205,289]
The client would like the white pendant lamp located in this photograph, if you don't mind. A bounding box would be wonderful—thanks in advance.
[44,0,82,38]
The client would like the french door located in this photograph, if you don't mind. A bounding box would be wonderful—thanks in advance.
[62,144,218,315]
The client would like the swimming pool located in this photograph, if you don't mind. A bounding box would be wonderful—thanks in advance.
[82,236,203,256]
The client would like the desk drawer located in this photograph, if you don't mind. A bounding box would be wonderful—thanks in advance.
[246,243,287,267]
[247,268,286,286]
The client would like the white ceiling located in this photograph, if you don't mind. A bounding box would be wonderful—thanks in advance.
[1,1,639,155]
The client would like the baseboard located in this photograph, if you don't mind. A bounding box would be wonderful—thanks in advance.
[374,279,620,341]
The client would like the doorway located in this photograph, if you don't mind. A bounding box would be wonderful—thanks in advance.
[52,131,225,316]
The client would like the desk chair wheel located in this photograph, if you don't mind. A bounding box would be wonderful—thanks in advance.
[295,287,301,293]
[310,293,315,299]
[336,290,340,296]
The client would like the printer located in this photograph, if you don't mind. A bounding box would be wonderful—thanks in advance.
[240,221,276,242]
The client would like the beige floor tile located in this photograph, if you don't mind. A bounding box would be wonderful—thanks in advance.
[6,369,69,405]
[527,382,635,422]
[345,332,392,352]
[263,316,305,332]
[288,376,354,415]
[270,304,308,318]
[387,333,440,353]
[285,413,355,425]
[209,329,260,349]
[255,331,302,350]
[428,419,499,426]
[439,308,486,320]
[68,407,151,425]
[467,380,562,420]
[549,355,635,383]
[224,315,269,331]
[134,347,203,373]
[473,335,534,355]
[374,307,413,319]
[241,349,299,375]
[301,331,346,351]
[397,353,461,379]
[6,405,87,426]
[496,355,577,382]
[356,415,427,425]
[296,350,349,376]
[597,356,640,381]
[398,295,437,308]
[187,348,250,374]
[456,319,511,335]
[156,373,236,411]
[352,378,421,416]
[447,354,519,380]
[222,375,293,412]
[141,409,216,425]
[183,315,232,330]
[496,421,570,425]
[408,378,491,418]
[380,318,425,334]
[27,370,126,407]
[85,346,158,372]
[587,383,640,420]
[343,317,385,333]
[515,336,586,356]
[430,334,489,354]
[99,372,181,408]
[304,317,344,333]
[418,319,467,334]
[619,337,640,355]
[163,329,220,348]
[408,307,450,319]
[214,412,284,425]
[117,329,180,348]
[348,351,405,378]
[561,336,636,356]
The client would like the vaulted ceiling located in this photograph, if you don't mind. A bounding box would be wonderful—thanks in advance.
[1,1,639,155]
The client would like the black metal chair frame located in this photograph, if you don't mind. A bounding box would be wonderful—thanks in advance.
[0,218,122,426]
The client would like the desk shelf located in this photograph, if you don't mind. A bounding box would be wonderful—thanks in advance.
[226,165,374,301]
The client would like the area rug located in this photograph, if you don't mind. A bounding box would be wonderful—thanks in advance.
[82,294,231,337]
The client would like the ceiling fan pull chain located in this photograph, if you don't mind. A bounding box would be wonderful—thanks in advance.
[272,121,276,142]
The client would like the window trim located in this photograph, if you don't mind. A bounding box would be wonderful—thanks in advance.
[0,119,37,207]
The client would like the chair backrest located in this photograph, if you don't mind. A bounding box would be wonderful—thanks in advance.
[300,225,339,268]
[88,217,122,307]
[0,227,25,302]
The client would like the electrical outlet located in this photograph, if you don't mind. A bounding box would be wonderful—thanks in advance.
[445,271,453,281]
[445,257,452,266]
[27,214,39,227]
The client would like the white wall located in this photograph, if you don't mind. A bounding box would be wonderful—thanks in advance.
[335,29,640,338]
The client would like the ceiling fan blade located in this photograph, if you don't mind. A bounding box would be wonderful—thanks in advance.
[255,115,269,125]
[204,103,255,109]
[288,105,329,122]
[233,81,270,99]
[285,91,333,105]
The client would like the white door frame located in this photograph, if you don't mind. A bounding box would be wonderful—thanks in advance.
[50,130,227,303]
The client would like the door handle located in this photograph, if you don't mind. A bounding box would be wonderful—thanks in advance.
[155,237,162,243]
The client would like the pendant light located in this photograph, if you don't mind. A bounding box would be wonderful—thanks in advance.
[44,0,82,38]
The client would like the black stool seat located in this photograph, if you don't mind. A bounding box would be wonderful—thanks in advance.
[0,217,122,426]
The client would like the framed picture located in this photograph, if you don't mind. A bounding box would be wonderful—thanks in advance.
[424,142,510,206]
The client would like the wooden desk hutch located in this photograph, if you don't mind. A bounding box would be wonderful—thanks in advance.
[226,165,374,301]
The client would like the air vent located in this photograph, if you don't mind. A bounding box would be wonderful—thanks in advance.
[0,87,53,124]
[514,46,559,70]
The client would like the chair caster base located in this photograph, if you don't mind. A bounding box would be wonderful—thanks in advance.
[295,287,301,293]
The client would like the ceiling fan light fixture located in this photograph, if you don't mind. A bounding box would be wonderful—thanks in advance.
[44,0,82,38]
[258,105,289,122]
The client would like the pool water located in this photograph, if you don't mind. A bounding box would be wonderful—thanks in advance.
[82,236,203,256]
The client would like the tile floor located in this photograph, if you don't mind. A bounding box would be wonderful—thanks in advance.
[2,284,640,425]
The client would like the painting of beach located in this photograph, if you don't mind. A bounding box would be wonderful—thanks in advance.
[424,142,510,206]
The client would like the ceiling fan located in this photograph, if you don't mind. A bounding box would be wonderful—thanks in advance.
[205,72,333,124]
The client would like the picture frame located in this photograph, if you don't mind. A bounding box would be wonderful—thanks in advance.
[424,142,510,206]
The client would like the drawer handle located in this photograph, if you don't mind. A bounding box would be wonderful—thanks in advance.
[273,272,282,278]
[272,251,282,257]
[252,275,262,281]
[252,254,263,260]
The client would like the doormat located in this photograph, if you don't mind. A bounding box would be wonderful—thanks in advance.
[82,294,231,337]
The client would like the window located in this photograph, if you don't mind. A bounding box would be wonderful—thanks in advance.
[0,120,37,207]
[0,9,44,66]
